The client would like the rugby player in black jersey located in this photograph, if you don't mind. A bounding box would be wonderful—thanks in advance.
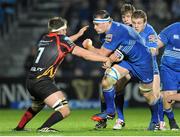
[13,17,112,132]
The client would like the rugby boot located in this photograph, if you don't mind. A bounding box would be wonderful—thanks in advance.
[113,119,125,130]
[169,119,179,131]
[147,122,160,131]
[37,127,60,132]
[95,119,107,129]
[91,112,115,122]
[159,121,166,131]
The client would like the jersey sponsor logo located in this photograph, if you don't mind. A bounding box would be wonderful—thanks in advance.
[64,36,74,46]
[105,34,112,43]
[38,40,53,46]
[30,67,44,72]
[148,34,157,42]
[173,34,179,39]
[37,65,57,79]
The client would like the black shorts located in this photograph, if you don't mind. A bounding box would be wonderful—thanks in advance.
[27,78,59,101]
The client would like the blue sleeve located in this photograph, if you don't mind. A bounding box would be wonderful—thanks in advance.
[158,26,170,45]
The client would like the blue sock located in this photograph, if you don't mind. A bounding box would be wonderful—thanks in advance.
[149,102,159,123]
[158,97,164,121]
[164,108,174,120]
[103,87,115,114]
[100,100,106,112]
[115,93,125,121]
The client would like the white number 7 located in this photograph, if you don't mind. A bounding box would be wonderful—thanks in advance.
[35,47,45,63]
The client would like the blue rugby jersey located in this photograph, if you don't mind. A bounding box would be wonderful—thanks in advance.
[139,24,158,48]
[139,23,159,74]
[102,21,151,66]
[158,22,180,71]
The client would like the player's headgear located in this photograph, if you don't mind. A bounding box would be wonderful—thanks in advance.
[93,10,112,23]
[48,17,67,32]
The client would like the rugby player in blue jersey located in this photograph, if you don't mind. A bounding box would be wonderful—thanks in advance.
[94,4,136,130]
[83,10,160,130]
[157,22,180,130]
[131,10,165,131]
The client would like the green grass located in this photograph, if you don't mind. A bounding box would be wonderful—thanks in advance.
[0,108,180,136]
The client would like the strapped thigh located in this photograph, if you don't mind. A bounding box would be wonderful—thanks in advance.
[52,99,68,111]
[103,67,121,90]
[139,86,152,93]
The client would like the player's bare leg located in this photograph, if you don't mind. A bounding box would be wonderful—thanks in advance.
[37,91,70,132]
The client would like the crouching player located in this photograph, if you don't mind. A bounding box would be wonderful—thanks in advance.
[13,17,111,132]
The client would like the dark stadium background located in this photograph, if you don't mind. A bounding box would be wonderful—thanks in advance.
[0,0,179,109]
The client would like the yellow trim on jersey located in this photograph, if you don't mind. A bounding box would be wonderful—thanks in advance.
[37,65,56,79]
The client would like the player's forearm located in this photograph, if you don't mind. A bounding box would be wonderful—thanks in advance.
[88,46,103,55]
[72,46,109,62]
[69,34,80,42]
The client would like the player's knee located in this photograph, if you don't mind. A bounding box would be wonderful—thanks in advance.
[52,99,70,117]
[102,67,120,90]
[102,78,112,90]
[162,93,175,110]
[32,100,45,112]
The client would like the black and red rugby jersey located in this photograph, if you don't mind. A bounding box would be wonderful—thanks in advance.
[28,33,75,80]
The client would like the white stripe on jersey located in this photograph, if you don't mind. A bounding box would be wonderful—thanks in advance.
[163,50,180,59]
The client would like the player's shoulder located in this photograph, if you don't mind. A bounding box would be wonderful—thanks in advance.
[145,23,156,34]
[168,22,180,28]
[59,35,75,47]
[107,21,125,37]
[111,21,128,31]
[161,22,180,34]
[60,35,71,42]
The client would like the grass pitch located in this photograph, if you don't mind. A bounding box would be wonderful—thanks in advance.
[0,108,180,136]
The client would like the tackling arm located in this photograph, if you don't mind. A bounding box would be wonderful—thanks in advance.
[83,39,123,63]
[72,45,111,67]
[82,39,112,56]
